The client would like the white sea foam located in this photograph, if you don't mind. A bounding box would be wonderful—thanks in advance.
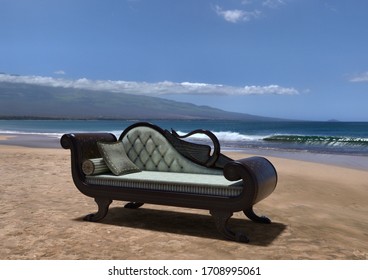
[0,130,63,138]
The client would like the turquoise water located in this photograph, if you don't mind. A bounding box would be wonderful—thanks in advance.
[1,119,368,156]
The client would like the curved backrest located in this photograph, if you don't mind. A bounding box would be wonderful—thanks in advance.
[121,126,222,175]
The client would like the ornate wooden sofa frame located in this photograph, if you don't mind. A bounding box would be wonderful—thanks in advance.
[61,122,277,243]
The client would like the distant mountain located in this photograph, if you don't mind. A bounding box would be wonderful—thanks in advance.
[0,81,278,121]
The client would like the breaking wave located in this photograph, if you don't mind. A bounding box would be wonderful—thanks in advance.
[0,130,63,138]
[263,134,368,147]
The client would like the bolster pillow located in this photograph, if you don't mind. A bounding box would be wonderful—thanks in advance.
[82,158,110,175]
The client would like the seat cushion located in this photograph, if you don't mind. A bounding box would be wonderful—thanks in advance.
[86,171,243,197]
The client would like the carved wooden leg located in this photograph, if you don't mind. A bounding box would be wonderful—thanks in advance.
[210,210,249,243]
[244,207,271,224]
[84,197,112,222]
[124,202,144,209]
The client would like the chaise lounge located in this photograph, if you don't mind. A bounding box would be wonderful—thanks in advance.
[61,122,277,242]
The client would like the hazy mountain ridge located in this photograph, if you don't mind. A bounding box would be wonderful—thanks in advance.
[0,82,278,121]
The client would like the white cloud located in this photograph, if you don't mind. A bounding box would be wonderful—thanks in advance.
[324,3,338,13]
[54,70,66,75]
[241,85,298,95]
[349,72,368,82]
[215,0,290,23]
[262,0,285,9]
[214,5,261,23]
[0,73,299,96]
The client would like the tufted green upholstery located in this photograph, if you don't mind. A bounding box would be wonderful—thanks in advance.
[121,126,222,175]
[82,126,237,196]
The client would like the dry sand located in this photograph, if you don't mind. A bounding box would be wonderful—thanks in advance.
[0,145,367,260]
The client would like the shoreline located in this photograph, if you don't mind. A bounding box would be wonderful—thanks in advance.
[1,132,367,171]
[0,133,61,149]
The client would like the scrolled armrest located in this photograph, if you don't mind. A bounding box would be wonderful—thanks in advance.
[61,133,117,148]
[61,133,117,156]
[61,133,117,177]
[224,156,277,204]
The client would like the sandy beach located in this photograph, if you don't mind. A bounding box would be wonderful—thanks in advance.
[0,138,367,260]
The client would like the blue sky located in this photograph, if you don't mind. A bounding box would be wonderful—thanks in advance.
[1,0,368,121]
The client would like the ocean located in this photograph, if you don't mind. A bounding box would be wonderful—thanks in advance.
[1,119,368,169]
